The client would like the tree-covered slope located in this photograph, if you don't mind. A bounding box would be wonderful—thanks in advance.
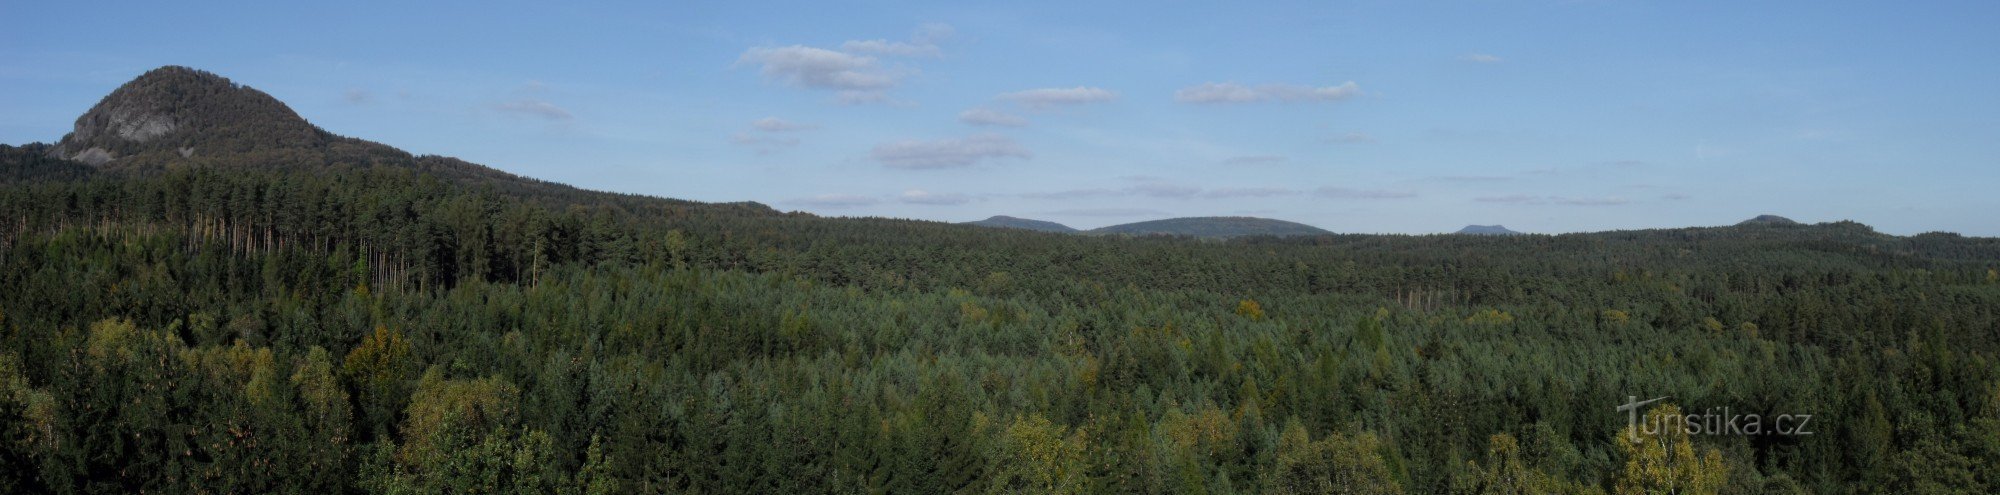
[963,215,1078,233]
[2,66,1999,494]
[1455,224,1524,235]
[1089,216,1332,237]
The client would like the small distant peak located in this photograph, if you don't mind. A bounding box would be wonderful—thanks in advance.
[1737,214,1799,226]
[1455,225,1523,235]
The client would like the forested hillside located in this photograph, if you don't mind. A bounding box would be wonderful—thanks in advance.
[2,67,1999,494]
[1088,216,1333,237]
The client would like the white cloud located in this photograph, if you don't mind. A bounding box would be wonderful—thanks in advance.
[959,108,1029,127]
[493,99,573,120]
[1459,53,1503,64]
[789,194,879,208]
[841,23,955,57]
[1324,132,1377,144]
[751,117,817,132]
[1316,187,1415,199]
[1175,82,1361,104]
[1222,155,1287,165]
[899,189,972,205]
[871,134,1031,169]
[1000,86,1119,108]
[738,45,900,99]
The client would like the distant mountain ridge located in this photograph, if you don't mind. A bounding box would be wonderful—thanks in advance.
[963,216,1077,233]
[9,67,1975,240]
[1455,225,1523,236]
[1088,216,1331,237]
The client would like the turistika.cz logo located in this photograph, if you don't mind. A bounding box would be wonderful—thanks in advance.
[1617,396,1815,443]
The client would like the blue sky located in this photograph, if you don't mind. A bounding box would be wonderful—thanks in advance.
[3,1,1997,235]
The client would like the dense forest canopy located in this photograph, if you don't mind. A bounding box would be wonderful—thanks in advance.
[1,67,1998,494]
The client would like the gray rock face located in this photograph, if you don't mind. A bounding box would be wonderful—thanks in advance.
[70,147,116,165]
[64,102,178,148]
[108,108,178,142]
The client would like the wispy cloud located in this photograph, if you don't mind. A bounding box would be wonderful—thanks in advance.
[1021,183,1333,201]
[1000,86,1119,108]
[1459,53,1503,64]
[1175,82,1361,104]
[343,89,373,105]
[1316,187,1416,199]
[899,189,972,205]
[493,99,573,120]
[1476,195,1542,204]
[841,39,942,58]
[959,108,1028,127]
[751,117,817,132]
[789,194,880,208]
[841,23,955,57]
[1425,175,1513,183]
[871,134,1031,169]
[1475,195,1630,206]
[733,117,816,152]
[1020,188,1122,200]
[1204,187,1301,199]
[1520,160,1649,176]
[1554,197,1629,206]
[730,133,801,153]
[1324,132,1377,144]
[737,45,902,101]
[1046,208,1168,217]
[1128,182,1200,199]
[1222,155,1287,166]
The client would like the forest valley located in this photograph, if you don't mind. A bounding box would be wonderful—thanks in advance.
[1,67,1998,494]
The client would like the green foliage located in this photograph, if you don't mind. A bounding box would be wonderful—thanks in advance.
[1614,404,1728,495]
[1235,299,1267,321]
[2,153,1999,492]
[1265,420,1403,494]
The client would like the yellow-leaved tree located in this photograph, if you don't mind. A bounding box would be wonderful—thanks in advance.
[1616,403,1728,495]
[986,413,1091,494]
[1236,299,1267,321]
[1264,419,1404,495]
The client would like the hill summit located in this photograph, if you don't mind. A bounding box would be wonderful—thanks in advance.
[1737,214,1801,226]
[51,66,329,165]
[1090,216,1330,237]
[963,216,1077,233]
[1455,225,1523,235]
